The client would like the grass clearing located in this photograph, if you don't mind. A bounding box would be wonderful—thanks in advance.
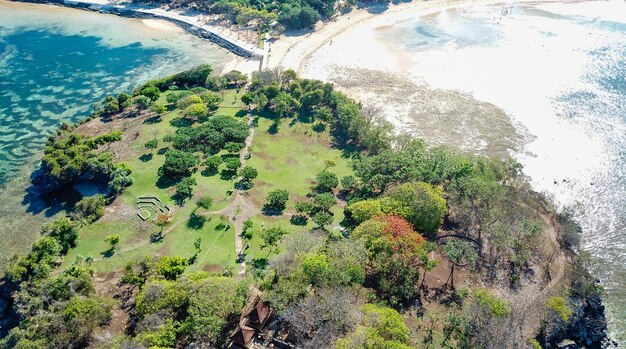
[65,88,246,273]
[56,89,355,276]
[242,116,354,262]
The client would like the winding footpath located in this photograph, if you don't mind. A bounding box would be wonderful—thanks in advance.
[206,110,258,278]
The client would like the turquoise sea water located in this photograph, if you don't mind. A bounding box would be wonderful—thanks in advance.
[383,1,626,342]
[0,1,232,184]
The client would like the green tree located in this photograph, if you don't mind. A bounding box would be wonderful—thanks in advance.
[41,217,78,254]
[184,103,208,122]
[442,239,477,289]
[151,104,167,115]
[341,175,358,191]
[155,256,188,280]
[206,76,228,100]
[223,70,248,87]
[316,170,338,192]
[265,189,289,212]
[176,94,204,109]
[240,165,258,183]
[73,194,106,223]
[204,155,222,175]
[133,95,151,109]
[312,192,336,211]
[313,211,333,228]
[144,138,158,153]
[106,234,120,251]
[386,182,446,235]
[224,157,241,173]
[118,92,131,107]
[336,304,411,349]
[261,226,288,254]
[225,142,245,153]
[241,92,255,108]
[295,201,314,214]
[197,196,213,210]
[160,150,199,181]
[141,85,161,101]
[175,176,197,205]
[104,98,120,115]
[242,220,254,242]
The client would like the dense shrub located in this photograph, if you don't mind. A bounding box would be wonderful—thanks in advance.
[141,64,214,91]
[386,182,447,235]
[160,150,199,181]
[73,194,106,223]
[40,217,77,254]
[135,273,247,346]
[265,189,289,212]
[41,129,123,190]
[170,116,248,154]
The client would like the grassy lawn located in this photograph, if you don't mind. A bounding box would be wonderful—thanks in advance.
[247,117,353,209]
[64,214,236,273]
[64,88,246,274]
[65,90,354,275]
[242,116,355,263]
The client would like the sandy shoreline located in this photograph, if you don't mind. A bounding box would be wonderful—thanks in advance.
[263,0,607,159]
[268,0,573,73]
[266,0,578,157]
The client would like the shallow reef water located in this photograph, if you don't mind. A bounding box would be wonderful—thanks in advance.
[0,0,233,184]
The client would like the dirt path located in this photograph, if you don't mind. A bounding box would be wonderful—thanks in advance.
[541,215,565,294]
[200,110,259,278]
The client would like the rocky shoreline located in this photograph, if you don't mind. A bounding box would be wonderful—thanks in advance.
[8,0,264,60]
[544,294,619,349]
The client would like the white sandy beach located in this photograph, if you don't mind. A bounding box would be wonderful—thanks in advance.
[265,0,573,157]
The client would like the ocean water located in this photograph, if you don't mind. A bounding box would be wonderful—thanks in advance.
[382,1,626,342]
[0,0,233,184]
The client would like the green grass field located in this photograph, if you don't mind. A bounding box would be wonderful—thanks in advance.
[62,89,245,273]
[242,117,354,263]
[64,89,355,275]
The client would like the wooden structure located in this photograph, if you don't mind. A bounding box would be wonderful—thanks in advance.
[244,297,271,330]
[229,295,273,348]
[231,325,256,348]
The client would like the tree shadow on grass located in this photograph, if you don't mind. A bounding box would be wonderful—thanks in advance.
[100,248,115,258]
[313,123,326,133]
[235,180,253,191]
[150,231,164,243]
[251,257,268,270]
[187,213,207,230]
[297,111,314,124]
[170,117,193,128]
[156,175,177,190]
[216,220,229,231]
[157,147,168,155]
[261,205,285,216]
[143,115,162,124]
[330,138,362,159]
[139,153,153,162]
[235,109,248,118]
[267,122,279,135]
[290,214,308,226]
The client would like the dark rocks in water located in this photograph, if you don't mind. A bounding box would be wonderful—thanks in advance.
[0,279,18,339]
[540,295,618,349]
